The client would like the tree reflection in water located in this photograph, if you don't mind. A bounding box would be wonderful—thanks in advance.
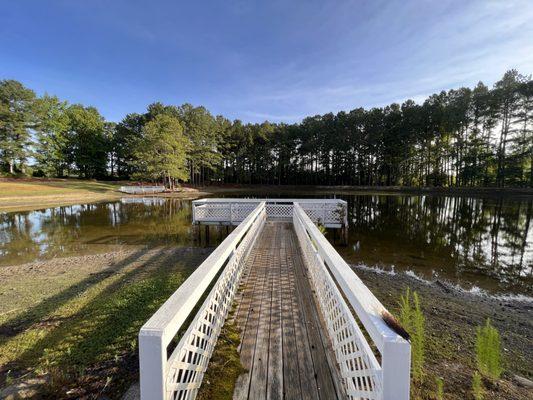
[341,195,532,295]
[0,195,531,295]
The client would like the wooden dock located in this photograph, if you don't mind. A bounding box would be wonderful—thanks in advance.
[139,200,410,400]
[232,222,343,399]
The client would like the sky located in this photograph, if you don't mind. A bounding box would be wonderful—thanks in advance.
[1,0,533,123]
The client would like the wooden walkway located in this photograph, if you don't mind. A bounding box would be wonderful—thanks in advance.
[232,222,344,400]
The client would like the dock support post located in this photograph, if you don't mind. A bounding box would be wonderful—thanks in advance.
[195,224,201,244]
[341,224,348,246]
[205,225,209,246]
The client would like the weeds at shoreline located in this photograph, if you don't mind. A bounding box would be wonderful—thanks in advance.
[472,371,484,400]
[399,287,426,382]
[476,319,502,380]
[435,376,444,400]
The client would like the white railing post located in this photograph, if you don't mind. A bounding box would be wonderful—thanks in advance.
[139,332,166,400]
[382,338,411,400]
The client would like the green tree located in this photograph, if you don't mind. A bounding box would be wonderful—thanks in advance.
[34,95,71,177]
[0,80,36,174]
[177,104,220,185]
[133,114,189,187]
[66,104,108,178]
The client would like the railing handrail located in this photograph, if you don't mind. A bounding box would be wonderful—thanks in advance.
[293,202,410,400]
[139,202,266,400]
[140,201,266,345]
[293,202,404,351]
[193,198,347,204]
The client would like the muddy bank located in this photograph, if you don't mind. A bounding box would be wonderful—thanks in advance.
[354,265,533,399]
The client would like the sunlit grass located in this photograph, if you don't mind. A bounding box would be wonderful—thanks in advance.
[0,179,120,197]
[0,248,201,396]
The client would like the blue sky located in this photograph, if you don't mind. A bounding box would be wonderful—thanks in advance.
[1,0,532,123]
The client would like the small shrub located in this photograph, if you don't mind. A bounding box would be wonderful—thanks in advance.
[435,376,444,400]
[475,319,502,379]
[399,287,426,381]
[472,371,484,400]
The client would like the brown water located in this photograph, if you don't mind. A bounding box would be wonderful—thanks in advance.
[0,194,531,296]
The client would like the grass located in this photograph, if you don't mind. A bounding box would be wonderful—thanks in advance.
[196,318,246,400]
[399,287,426,382]
[476,319,502,380]
[0,247,206,398]
[0,178,122,212]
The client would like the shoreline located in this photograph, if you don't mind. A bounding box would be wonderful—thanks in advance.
[355,265,532,399]
[1,178,532,214]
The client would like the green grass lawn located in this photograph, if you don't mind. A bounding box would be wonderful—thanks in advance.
[0,179,122,212]
[0,247,208,398]
[0,179,120,197]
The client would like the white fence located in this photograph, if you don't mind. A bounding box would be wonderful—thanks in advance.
[293,203,410,400]
[138,202,266,400]
[119,186,166,194]
[192,198,347,228]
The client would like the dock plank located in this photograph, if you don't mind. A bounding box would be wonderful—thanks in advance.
[231,222,343,400]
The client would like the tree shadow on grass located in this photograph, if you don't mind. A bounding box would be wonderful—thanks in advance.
[0,247,152,338]
[12,247,208,384]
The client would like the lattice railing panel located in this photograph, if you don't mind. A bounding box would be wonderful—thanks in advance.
[231,203,258,222]
[119,186,166,194]
[294,208,382,400]
[162,208,265,400]
[266,204,293,219]
[193,199,346,227]
[299,203,345,226]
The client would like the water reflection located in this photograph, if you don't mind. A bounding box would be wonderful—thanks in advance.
[0,194,531,295]
[0,198,195,266]
[339,195,532,295]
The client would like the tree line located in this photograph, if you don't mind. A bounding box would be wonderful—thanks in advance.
[1,69,531,187]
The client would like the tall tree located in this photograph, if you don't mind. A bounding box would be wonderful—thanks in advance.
[66,104,108,178]
[34,95,70,177]
[0,80,36,174]
[493,70,522,187]
[133,114,189,187]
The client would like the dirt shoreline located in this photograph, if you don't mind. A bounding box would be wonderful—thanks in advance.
[354,265,533,399]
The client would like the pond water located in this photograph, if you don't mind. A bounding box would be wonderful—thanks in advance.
[0,194,531,296]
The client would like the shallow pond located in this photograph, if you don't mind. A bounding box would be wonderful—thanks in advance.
[0,193,531,296]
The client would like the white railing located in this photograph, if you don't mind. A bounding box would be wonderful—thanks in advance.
[119,186,166,194]
[138,202,266,400]
[293,203,410,400]
[192,198,347,228]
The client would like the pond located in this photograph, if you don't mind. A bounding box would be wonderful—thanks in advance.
[0,193,531,296]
